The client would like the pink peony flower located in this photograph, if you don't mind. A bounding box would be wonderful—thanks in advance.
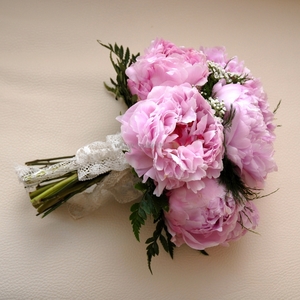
[244,78,276,140]
[200,46,228,66]
[201,46,250,75]
[225,200,259,244]
[117,84,224,196]
[164,178,259,250]
[213,82,277,189]
[126,38,209,100]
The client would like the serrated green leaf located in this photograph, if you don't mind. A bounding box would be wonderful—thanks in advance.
[119,45,124,59]
[146,243,153,252]
[125,47,129,62]
[130,202,140,213]
[114,43,119,53]
[140,199,153,215]
[131,223,141,242]
[130,212,142,241]
[135,214,145,224]
[100,41,139,108]
[159,234,168,252]
[97,41,111,51]
[147,252,153,275]
[153,242,159,255]
[145,237,154,244]
[110,78,117,86]
[109,53,119,74]
[155,219,165,231]
[129,201,148,242]
[138,207,147,220]
[168,242,174,259]
[103,82,116,93]
[164,224,175,259]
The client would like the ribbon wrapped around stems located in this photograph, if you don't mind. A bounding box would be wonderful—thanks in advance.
[16,133,142,218]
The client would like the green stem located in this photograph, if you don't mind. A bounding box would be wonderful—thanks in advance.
[36,172,110,216]
[31,173,78,207]
[29,182,59,199]
[25,156,75,166]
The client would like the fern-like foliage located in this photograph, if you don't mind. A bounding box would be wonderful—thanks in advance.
[98,41,139,108]
[145,218,175,274]
[218,157,259,205]
[129,179,174,273]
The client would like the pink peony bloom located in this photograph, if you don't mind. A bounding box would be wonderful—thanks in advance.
[201,46,250,75]
[164,179,259,250]
[126,38,209,100]
[117,84,224,196]
[213,82,277,189]
[225,200,259,244]
[243,78,276,140]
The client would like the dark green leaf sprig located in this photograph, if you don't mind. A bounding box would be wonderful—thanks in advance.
[218,157,259,205]
[130,179,175,274]
[98,41,139,108]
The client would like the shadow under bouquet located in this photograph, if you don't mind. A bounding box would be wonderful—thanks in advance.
[16,38,278,273]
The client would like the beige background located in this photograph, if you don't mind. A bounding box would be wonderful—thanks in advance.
[1,0,299,299]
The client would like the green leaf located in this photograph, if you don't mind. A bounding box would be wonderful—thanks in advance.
[140,200,152,215]
[145,237,154,244]
[128,178,176,273]
[138,206,147,220]
[130,212,143,242]
[199,249,209,256]
[218,157,259,205]
[147,251,154,275]
[99,41,140,108]
[153,242,159,255]
[103,82,116,93]
[159,234,168,252]
[144,216,176,273]
[125,47,130,62]
[134,181,147,191]
[130,202,140,213]
[119,45,124,59]
[164,224,175,259]
[129,200,149,242]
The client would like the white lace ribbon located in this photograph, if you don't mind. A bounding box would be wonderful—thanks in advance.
[16,133,130,189]
[16,133,141,217]
[76,133,129,181]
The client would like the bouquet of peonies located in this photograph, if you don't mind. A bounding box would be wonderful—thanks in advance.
[16,39,278,273]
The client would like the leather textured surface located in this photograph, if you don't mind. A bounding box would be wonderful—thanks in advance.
[1,0,299,299]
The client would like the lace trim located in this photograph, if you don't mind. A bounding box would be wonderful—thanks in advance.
[16,133,130,189]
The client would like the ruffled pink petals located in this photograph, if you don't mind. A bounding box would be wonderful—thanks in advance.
[164,179,259,250]
[117,84,224,196]
[126,38,209,100]
[214,83,277,188]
